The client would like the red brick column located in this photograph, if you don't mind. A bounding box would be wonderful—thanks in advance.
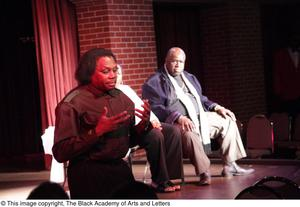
[72,0,157,94]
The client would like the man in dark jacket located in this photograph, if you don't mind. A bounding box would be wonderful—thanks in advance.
[142,47,254,186]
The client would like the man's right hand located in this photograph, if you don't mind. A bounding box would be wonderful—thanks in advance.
[95,107,131,136]
[177,115,195,131]
[151,119,162,130]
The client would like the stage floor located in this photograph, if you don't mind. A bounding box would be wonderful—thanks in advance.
[0,159,299,199]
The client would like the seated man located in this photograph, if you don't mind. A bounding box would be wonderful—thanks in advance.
[115,65,183,192]
[142,47,254,186]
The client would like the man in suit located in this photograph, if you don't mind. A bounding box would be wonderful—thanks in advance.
[142,47,254,185]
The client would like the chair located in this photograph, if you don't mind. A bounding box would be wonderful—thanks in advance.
[246,114,274,158]
[235,185,281,199]
[236,176,300,199]
[41,126,55,170]
[292,113,300,141]
[291,114,300,158]
[254,176,300,199]
[41,126,65,184]
[123,145,150,183]
[269,112,291,141]
[125,145,185,184]
[270,113,300,158]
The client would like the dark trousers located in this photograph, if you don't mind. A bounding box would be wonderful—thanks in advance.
[67,159,134,199]
[138,122,183,184]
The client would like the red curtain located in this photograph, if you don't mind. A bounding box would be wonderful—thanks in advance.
[32,0,79,131]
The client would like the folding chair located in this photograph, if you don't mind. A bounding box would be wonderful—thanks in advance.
[269,112,291,141]
[246,114,274,158]
[123,145,149,183]
[292,113,300,141]
[254,176,300,199]
[236,176,300,199]
[235,185,281,199]
[270,113,300,158]
[41,126,65,184]
[292,114,300,158]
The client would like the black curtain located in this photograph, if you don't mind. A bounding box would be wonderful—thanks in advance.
[153,3,205,84]
[261,3,300,114]
[0,0,43,169]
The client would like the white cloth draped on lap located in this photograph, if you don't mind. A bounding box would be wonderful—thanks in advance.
[166,69,211,146]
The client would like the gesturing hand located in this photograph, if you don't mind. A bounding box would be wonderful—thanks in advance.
[151,120,162,130]
[135,99,151,124]
[95,107,131,136]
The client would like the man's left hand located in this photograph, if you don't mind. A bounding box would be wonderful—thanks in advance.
[214,105,236,121]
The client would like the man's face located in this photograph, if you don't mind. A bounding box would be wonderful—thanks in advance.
[165,50,185,77]
[91,56,118,92]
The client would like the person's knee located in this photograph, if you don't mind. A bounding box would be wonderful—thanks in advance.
[181,131,194,149]
[171,125,181,137]
[183,131,199,142]
[142,129,164,147]
[227,118,239,132]
[165,125,181,141]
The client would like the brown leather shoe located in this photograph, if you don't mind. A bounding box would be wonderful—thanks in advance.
[199,172,211,185]
[222,162,255,177]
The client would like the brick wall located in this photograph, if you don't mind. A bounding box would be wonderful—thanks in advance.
[228,1,266,123]
[72,0,157,94]
[200,1,267,124]
[200,6,231,108]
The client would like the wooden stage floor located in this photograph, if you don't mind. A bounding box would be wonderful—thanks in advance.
[0,159,299,199]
